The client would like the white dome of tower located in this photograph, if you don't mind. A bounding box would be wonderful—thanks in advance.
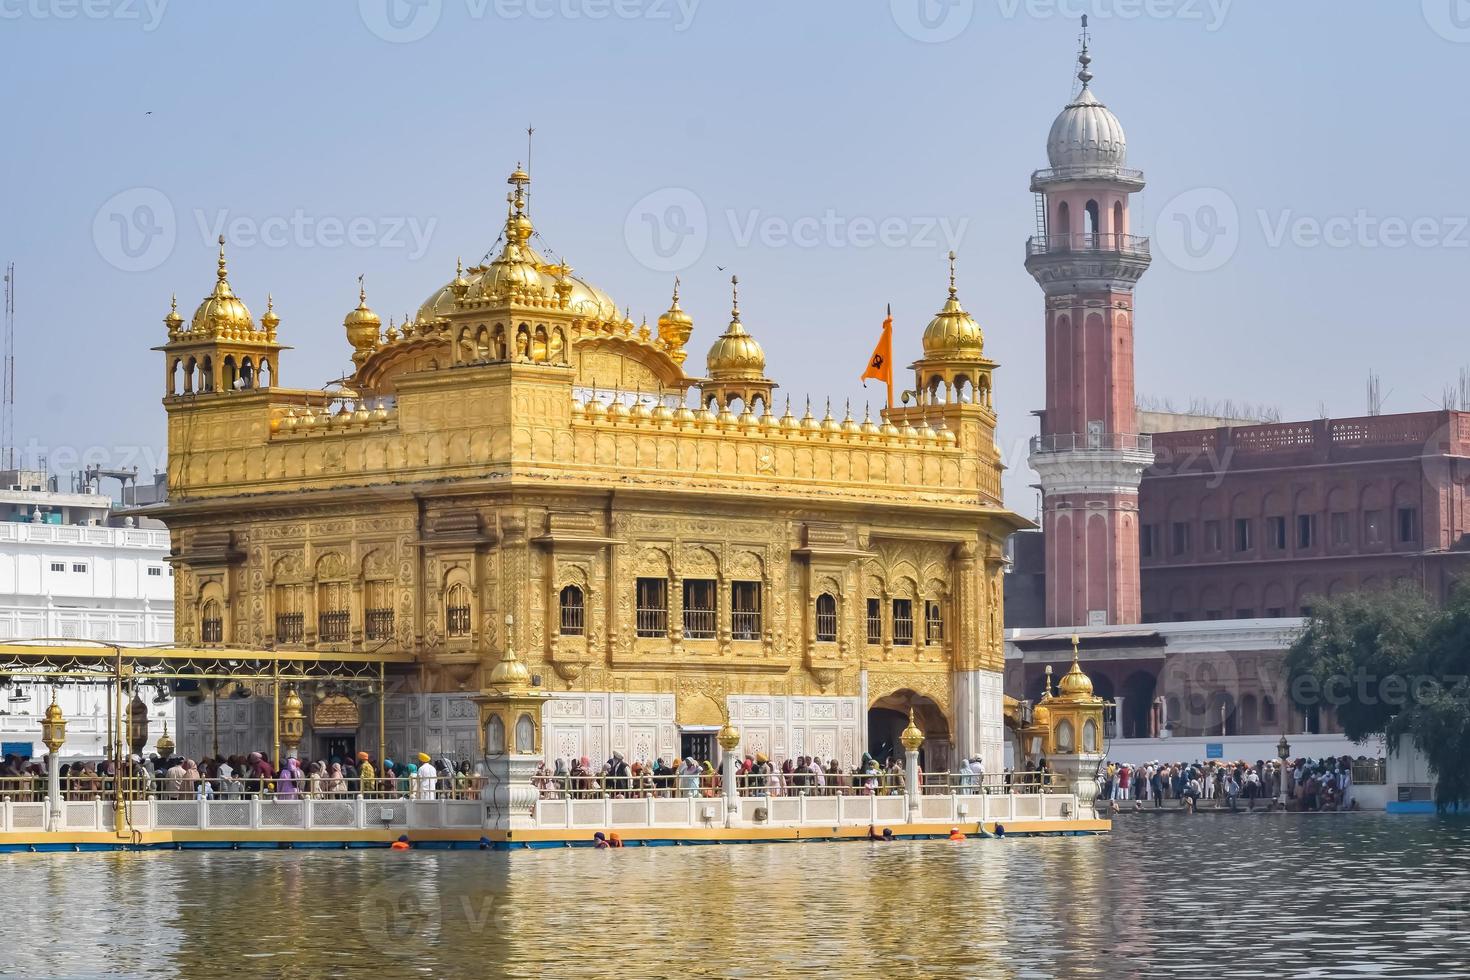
[1045,39,1128,173]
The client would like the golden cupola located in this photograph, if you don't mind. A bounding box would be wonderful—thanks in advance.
[702,276,777,412]
[190,236,255,339]
[909,251,998,417]
[344,281,382,366]
[921,251,984,359]
[656,278,694,365]
[160,238,283,397]
[1056,652,1096,700]
[705,276,766,380]
[413,165,619,323]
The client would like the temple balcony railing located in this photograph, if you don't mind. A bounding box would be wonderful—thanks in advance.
[1025,233,1152,259]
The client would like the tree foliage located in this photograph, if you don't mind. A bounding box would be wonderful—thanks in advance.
[1286,584,1470,810]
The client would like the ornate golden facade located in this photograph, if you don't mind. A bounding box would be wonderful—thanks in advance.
[153,166,1025,768]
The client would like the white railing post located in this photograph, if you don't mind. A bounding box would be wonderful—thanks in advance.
[646,795,656,826]
[303,799,314,831]
[1,799,9,833]
[354,795,367,830]
[798,794,809,826]
[249,795,262,831]
[198,796,209,830]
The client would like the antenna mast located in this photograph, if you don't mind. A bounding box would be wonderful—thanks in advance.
[2,263,13,470]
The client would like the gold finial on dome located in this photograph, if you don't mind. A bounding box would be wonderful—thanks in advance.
[947,248,958,299]
[164,293,183,337]
[261,293,279,335]
[344,276,382,365]
[656,276,694,365]
[450,257,470,300]
[216,234,229,283]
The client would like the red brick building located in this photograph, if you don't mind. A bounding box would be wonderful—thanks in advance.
[1139,411,1470,622]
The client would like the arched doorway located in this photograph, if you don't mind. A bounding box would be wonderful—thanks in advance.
[868,689,951,773]
[1121,669,1157,739]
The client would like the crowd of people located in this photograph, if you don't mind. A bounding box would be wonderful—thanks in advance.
[1098,756,1367,811]
[0,750,485,802]
[531,752,1006,799]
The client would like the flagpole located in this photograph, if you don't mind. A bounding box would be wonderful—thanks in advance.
[885,303,894,410]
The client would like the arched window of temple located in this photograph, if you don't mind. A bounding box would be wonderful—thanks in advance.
[1085,199,1100,237]
[515,713,535,754]
[1082,718,1098,752]
[446,582,472,637]
[200,598,223,645]
[815,593,838,642]
[559,585,585,636]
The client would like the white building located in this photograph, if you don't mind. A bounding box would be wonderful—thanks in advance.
[0,470,174,760]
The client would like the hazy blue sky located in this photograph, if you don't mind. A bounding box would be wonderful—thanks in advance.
[2,1,1467,514]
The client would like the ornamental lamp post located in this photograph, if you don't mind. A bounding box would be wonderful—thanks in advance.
[1277,735,1291,810]
[279,686,305,759]
[900,711,925,814]
[717,716,741,821]
[155,719,175,760]
[40,694,67,831]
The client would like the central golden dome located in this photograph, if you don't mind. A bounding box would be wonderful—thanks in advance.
[191,237,254,336]
[1056,648,1096,700]
[706,277,766,380]
[416,168,619,323]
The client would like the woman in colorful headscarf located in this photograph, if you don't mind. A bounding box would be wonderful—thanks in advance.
[699,759,717,798]
[677,757,701,798]
[308,760,326,798]
[275,758,300,800]
[404,763,419,799]
[328,762,348,797]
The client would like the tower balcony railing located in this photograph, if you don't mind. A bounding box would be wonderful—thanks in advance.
[1030,433,1153,454]
[1031,164,1146,185]
[1025,233,1151,258]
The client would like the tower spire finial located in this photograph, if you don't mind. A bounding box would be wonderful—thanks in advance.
[672,275,681,304]
[947,249,958,299]
[216,234,228,282]
[1077,15,1094,88]
[730,274,740,320]
[357,274,366,306]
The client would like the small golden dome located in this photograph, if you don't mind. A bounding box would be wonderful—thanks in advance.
[43,697,65,727]
[191,237,255,336]
[860,406,881,436]
[706,276,767,381]
[656,278,694,362]
[488,644,532,689]
[921,251,984,358]
[163,294,183,334]
[1032,701,1052,727]
[1057,645,1096,699]
[584,397,607,419]
[449,258,471,300]
[344,282,381,355]
[260,294,280,334]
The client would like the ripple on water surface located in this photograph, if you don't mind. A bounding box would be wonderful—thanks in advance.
[3,815,1469,979]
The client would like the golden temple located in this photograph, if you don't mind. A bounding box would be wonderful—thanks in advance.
[149,164,1027,773]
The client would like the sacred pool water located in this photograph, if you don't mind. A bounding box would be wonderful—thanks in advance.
[3,815,1467,978]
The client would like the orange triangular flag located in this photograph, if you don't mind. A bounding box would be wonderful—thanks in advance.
[861,306,894,408]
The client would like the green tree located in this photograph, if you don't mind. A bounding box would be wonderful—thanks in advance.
[1286,584,1470,810]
